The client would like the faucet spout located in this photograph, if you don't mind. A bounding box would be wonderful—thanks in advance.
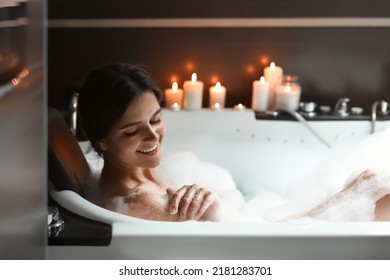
[371,100,389,134]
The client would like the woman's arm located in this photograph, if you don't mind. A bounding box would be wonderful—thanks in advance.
[105,185,218,222]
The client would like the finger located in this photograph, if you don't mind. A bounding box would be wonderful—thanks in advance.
[169,185,190,215]
[194,192,216,220]
[187,188,207,220]
[178,185,198,221]
[166,187,175,197]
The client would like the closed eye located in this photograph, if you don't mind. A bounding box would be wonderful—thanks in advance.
[124,130,138,137]
[150,118,161,125]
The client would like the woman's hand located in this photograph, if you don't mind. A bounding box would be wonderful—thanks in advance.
[166,184,218,221]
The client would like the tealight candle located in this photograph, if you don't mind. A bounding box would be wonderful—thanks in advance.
[234,103,246,111]
[212,102,221,111]
[183,73,204,110]
[170,102,181,111]
[209,82,226,108]
[251,76,270,112]
[275,80,301,111]
[263,62,283,109]
[164,82,183,108]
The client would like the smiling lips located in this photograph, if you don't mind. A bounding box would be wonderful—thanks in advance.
[137,144,158,156]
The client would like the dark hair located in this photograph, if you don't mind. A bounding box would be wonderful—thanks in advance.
[78,63,163,155]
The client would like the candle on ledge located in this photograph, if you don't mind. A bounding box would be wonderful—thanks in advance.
[212,102,221,111]
[251,76,269,112]
[209,82,226,108]
[263,62,283,109]
[170,102,181,111]
[234,103,246,111]
[183,73,204,110]
[275,75,301,111]
[164,82,183,108]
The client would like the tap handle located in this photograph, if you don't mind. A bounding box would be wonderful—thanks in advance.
[334,98,350,112]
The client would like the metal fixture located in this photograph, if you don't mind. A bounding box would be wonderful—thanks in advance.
[371,100,389,134]
[69,92,79,136]
[299,102,317,117]
[333,98,350,116]
[48,206,65,238]
[271,109,331,149]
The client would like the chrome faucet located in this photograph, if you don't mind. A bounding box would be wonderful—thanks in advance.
[68,92,79,136]
[371,100,389,134]
[333,98,350,116]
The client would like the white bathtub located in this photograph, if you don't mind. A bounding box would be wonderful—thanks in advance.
[48,109,390,259]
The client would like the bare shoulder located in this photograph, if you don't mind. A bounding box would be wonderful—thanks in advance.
[103,188,176,221]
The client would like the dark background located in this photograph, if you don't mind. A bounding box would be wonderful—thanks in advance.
[48,0,390,112]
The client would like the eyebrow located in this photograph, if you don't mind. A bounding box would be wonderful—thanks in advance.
[118,108,162,130]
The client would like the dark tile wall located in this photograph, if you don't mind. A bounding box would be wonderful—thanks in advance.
[48,0,390,112]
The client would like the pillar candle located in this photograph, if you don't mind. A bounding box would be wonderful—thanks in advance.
[263,62,283,110]
[251,76,270,112]
[209,82,226,108]
[275,83,301,111]
[183,73,204,110]
[164,82,183,109]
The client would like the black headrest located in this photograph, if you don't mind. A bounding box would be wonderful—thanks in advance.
[48,107,91,197]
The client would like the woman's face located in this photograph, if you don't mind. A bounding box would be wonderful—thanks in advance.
[99,91,166,169]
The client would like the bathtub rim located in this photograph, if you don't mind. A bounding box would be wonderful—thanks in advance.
[49,183,390,238]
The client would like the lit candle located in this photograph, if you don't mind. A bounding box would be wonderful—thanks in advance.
[212,102,221,111]
[164,82,183,108]
[251,76,270,112]
[209,82,226,108]
[183,73,204,110]
[171,102,181,111]
[263,62,283,109]
[234,103,246,111]
[275,82,301,111]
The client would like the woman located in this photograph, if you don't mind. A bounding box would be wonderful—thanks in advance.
[78,63,218,221]
[78,63,389,222]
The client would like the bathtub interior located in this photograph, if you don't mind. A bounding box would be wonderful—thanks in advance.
[75,109,390,223]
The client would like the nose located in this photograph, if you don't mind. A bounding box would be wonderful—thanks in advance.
[143,124,159,141]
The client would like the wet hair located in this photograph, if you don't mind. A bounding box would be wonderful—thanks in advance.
[78,63,163,155]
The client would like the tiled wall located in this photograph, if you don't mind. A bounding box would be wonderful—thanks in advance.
[48,0,390,112]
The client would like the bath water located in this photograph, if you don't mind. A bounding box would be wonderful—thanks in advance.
[153,126,390,222]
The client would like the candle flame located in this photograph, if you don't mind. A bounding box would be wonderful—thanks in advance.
[260,76,265,83]
[191,73,197,82]
[215,82,221,88]
[270,62,276,69]
[238,103,243,109]
[284,86,291,93]
[214,102,220,108]
[173,102,179,108]
[172,82,178,90]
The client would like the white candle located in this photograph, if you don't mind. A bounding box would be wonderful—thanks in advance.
[209,82,226,108]
[275,83,301,111]
[183,73,204,110]
[164,82,183,108]
[251,76,270,112]
[263,62,283,109]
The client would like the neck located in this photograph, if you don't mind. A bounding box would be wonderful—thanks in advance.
[99,161,156,195]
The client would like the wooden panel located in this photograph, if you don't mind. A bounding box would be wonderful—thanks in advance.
[48,27,390,111]
[48,0,390,19]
